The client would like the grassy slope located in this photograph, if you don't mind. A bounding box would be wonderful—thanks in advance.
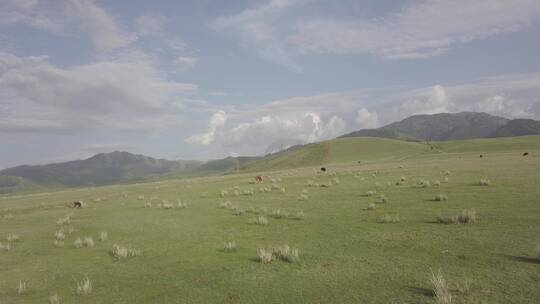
[0,136,539,303]
[244,137,430,172]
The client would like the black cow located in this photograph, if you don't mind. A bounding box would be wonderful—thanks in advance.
[73,201,82,208]
[321,167,327,172]
[479,154,483,158]
[523,152,529,156]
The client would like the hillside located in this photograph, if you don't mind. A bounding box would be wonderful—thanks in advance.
[341,112,540,141]
[0,152,261,193]
[243,137,431,172]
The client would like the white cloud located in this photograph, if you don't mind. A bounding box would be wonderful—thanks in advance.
[356,109,379,129]
[0,52,197,134]
[396,85,450,116]
[174,56,199,73]
[210,0,304,72]
[185,111,227,145]
[0,0,137,52]
[291,0,540,59]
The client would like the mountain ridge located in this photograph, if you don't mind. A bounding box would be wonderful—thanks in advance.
[341,112,540,141]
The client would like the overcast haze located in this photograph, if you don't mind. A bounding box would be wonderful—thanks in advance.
[1,0,540,168]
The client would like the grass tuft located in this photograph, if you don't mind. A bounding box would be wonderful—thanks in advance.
[437,209,477,224]
[76,277,92,295]
[430,269,452,304]
[99,231,108,242]
[434,194,448,201]
[249,215,269,226]
[378,214,400,223]
[48,294,60,304]
[478,179,490,186]
[17,280,27,295]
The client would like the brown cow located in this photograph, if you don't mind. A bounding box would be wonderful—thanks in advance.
[72,201,82,208]
[255,176,263,183]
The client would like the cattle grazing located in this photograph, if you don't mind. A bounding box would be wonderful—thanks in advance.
[72,201,82,208]
[523,152,529,156]
[255,176,263,183]
[479,154,483,158]
[321,167,327,172]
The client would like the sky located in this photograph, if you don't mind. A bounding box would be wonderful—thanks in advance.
[1,0,540,168]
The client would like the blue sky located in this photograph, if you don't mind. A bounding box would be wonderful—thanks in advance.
[1,0,540,168]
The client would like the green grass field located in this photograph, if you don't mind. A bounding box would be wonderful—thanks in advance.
[1,136,539,303]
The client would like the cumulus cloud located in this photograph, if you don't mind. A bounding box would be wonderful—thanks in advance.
[206,112,346,149]
[356,109,379,129]
[185,111,227,145]
[396,85,450,116]
[0,52,197,134]
[0,0,137,52]
[291,0,540,59]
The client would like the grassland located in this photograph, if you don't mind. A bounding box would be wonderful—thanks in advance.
[1,136,539,303]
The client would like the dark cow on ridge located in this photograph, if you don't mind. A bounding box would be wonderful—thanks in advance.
[321,167,327,172]
[72,201,82,208]
[479,154,483,158]
[523,152,529,156]
[255,176,263,183]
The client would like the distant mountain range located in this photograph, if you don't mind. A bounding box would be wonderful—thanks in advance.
[0,151,260,194]
[340,112,540,141]
[2,112,539,194]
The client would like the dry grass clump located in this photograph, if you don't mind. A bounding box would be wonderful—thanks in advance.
[478,179,490,186]
[270,209,289,219]
[56,214,71,225]
[137,195,145,200]
[434,194,448,201]
[417,179,431,188]
[249,215,269,225]
[367,203,376,210]
[144,201,152,208]
[17,280,27,295]
[6,233,20,242]
[111,244,142,259]
[294,210,305,220]
[378,214,400,223]
[162,200,174,209]
[305,180,315,187]
[176,200,188,209]
[430,269,452,304]
[3,213,14,220]
[257,245,300,264]
[73,238,83,248]
[99,231,108,242]
[298,191,309,201]
[378,194,388,203]
[437,209,477,224]
[53,240,64,248]
[218,200,233,209]
[365,190,375,197]
[83,237,95,248]
[433,180,441,186]
[55,230,65,241]
[220,190,228,197]
[76,277,92,295]
[0,241,12,251]
[222,241,237,252]
[242,189,254,196]
[48,293,60,304]
[48,294,60,304]
[443,176,449,183]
